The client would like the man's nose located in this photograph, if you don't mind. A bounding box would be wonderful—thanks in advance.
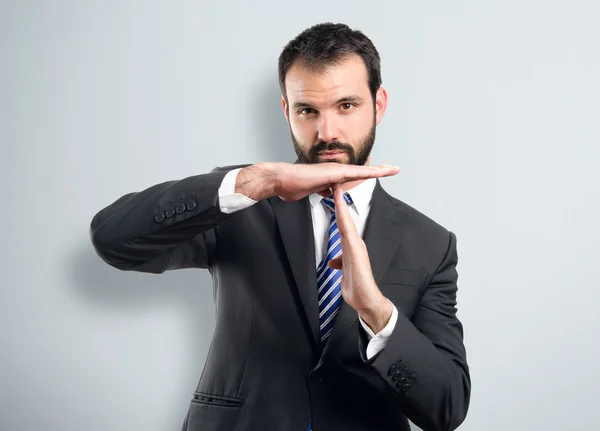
[317,113,340,143]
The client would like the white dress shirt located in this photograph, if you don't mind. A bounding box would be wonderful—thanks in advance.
[217,168,398,360]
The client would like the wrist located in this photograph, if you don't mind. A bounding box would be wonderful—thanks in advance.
[236,163,278,201]
[358,296,393,334]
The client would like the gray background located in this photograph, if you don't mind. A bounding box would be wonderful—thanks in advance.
[2,1,599,430]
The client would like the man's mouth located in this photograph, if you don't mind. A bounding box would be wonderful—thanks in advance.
[318,150,346,156]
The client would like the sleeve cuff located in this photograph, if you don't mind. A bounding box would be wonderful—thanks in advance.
[217,168,258,214]
[359,304,398,360]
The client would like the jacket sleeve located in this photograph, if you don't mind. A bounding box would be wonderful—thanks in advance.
[89,164,251,273]
[359,231,471,431]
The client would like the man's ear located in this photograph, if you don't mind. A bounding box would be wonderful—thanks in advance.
[281,96,290,123]
[375,87,388,125]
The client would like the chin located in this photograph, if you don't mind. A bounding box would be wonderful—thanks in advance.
[316,155,350,165]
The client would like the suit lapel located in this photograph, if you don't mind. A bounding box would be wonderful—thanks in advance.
[363,180,406,286]
[317,179,406,366]
[269,195,321,352]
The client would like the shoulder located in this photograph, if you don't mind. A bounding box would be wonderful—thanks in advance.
[211,163,253,173]
[382,185,457,255]
[394,196,449,235]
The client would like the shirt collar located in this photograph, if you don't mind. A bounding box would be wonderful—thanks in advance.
[309,177,376,216]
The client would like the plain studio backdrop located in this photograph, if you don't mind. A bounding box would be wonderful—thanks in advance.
[2,1,599,430]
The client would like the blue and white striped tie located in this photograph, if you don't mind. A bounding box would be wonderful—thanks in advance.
[308,193,352,431]
[316,193,352,347]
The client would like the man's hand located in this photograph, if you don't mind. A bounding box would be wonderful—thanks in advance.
[235,162,399,202]
[327,183,394,333]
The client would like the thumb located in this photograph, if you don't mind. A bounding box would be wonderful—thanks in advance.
[328,257,343,270]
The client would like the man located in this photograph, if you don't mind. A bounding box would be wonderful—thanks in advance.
[90,22,470,431]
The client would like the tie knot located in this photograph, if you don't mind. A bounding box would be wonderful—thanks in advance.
[321,193,352,213]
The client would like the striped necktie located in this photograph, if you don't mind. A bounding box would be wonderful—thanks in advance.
[308,193,352,431]
[316,193,352,348]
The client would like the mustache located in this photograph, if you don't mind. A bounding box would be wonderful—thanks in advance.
[310,141,354,154]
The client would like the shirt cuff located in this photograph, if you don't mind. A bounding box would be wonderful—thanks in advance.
[217,168,258,214]
[358,304,398,360]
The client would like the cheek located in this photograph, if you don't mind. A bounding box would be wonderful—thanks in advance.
[290,118,315,139]
[344,112,372,135]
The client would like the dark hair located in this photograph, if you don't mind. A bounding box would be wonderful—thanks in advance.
[278,22,382,103]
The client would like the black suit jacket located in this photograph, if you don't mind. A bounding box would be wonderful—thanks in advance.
[89,164,470,431]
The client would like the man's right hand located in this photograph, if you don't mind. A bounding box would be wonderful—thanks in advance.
[235,162,400,202]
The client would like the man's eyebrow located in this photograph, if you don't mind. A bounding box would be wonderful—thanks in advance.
[292,95,364,110]
[335,95,363,104]
[292,101,315,109]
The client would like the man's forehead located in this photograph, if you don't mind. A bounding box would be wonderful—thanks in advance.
[285,55,369,101]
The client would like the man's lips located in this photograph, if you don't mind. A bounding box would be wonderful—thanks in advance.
[318,150,346,155]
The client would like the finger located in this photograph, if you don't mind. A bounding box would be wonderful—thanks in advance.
[332,184,359,240]
[328,257,343,270]
[331,164,400,184]
[370,164,400,176]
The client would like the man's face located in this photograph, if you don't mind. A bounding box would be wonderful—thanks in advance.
[282,54,387,165]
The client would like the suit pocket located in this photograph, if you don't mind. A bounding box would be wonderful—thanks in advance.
[379,269,428,318]
[185,392,243,431]
[191,392,244,407]
[379,268,428,287]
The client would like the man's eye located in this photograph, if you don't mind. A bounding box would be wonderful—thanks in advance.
[341,103,354,110]
[298,108,316,115]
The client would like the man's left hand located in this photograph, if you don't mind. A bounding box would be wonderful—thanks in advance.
[328,183,394,334]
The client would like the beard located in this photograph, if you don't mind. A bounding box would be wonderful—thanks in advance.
[291,117,376,166]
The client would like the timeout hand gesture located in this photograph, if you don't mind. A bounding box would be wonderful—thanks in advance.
[234,161,396,332]
[327,183,394,333]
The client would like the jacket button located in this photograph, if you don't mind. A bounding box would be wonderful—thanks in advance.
[388,365,399,375]
[392,372,402,381]
[310,371,323,383]
[400,384,411,393]
[154,212,165,223]
[175,204,186,214]
[165,207,175,218]
[186,200,197,211]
